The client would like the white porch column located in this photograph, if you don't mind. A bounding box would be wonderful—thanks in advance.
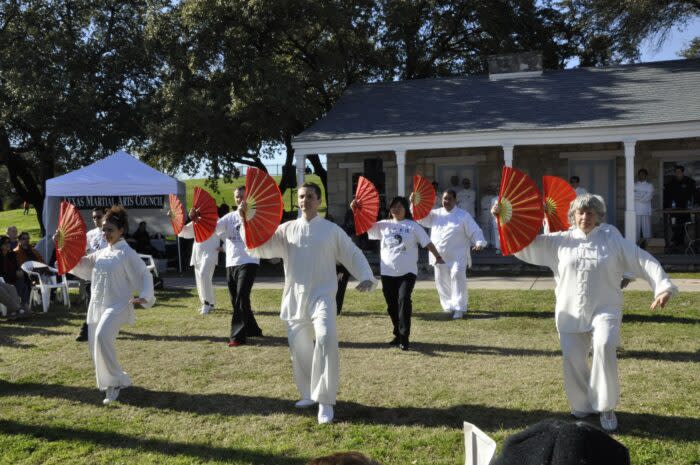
[295,152,306,189]
[623,140,637,241]
[502,144,514,167]
[395,149,406,196]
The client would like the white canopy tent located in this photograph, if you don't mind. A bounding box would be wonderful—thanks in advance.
[42,151,187,271]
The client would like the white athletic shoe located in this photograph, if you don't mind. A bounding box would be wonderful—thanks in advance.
[103,387,120,405]
[600,410,618,432]
[295,398,315,408]
[199,305,210,315]
[318,404,334,424]
[452,310,464,319]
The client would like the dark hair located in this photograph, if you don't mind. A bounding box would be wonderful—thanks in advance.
[92,207,107,214]
[442,189,457,200]
[388,196,412,220]
[638,168,648,176]
[570,176,580,183]
[18,231,30,240]
[235,185,246,193]
[104,205,129,232]
[674,165,685,173]
[0,235,8,246]
[300,182,322,199]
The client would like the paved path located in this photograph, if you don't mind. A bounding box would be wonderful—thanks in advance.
[163,274,700,292]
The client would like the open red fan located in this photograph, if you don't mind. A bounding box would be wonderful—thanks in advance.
[242,167,283,249]
[192,187,218,242]
[168,194,186,235]
[353,176,380,235]
[411,174,436,221]
[542,176,576,232]
[496,166,544,256]
[55,201,87,275]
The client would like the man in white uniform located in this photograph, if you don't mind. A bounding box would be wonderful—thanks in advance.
[570,176,588,196]
[241,182,375,424]
[456,178,476,217]
[178,221,221,314]
[634,168,654,244]
[414,189,486,319]
[76,207,109,341]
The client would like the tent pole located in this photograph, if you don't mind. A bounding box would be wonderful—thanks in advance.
[177,236,181,273]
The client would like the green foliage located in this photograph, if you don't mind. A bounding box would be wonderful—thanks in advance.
[679,36,700,58]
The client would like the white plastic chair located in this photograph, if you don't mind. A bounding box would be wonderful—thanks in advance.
[138,254,159,278]
[20,261,70,313]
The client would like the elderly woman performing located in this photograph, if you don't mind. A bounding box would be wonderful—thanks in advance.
[492,194,675,432]
[58,206,155,405]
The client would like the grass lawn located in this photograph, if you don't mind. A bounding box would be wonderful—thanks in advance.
[0,288,698,465]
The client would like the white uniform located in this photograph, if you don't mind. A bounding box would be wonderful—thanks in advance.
[246,215,375,405]
[417,207,487,313]
[515,224,676,413]
[479,195,500,250]
[456,188,476,217]
[86,227,108,253]
[634,180,654,241]
[179,222,221,307]
[70,239,155,391]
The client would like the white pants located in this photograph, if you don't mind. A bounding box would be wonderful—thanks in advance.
[88,308,132,390]
[434,262,468,312]
[194,257,217,306]
[559,314,621,413]
[286,298,339,405]
[636,214,651,241]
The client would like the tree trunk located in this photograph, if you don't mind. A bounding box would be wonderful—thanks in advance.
[307,154,327,204]
[279,134,296,194]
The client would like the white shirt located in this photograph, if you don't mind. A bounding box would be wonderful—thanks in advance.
[246,215,375,321]
[178,222,221,267]
[86,227,108,253]
[634,181,654,216]
[71,239,155,325]
[515,224,676,333]
[456,188,476,217]
[417,207,487,267]
[215,211,260,267]
[367,219,431,276]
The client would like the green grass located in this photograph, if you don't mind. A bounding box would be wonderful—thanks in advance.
[1,288,698,464]
[0,208,42,240]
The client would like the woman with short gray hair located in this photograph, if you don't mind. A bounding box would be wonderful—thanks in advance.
[492,193,676,432]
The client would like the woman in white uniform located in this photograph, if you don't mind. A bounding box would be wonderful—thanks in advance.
[492,194,675,432]
[178,221,220,314]
[62,206,155,405]
[357,196,443,350]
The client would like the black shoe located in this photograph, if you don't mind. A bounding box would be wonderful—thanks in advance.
[246,329,264,337]
[399,342,410,351]
[388,336,400,346]
[76,323,88,342]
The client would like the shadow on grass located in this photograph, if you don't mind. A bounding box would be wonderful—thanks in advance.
[0,379,697,442]
[0,418,306,465]
[118,330,289,347]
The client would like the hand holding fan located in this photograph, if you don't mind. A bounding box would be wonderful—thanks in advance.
[168,194,186,235]
[495,166,543,256]
[542,176,576,232]
[242,167,283,249]
[55,201,87,275]
[192,187,218,242]
[353,176,380,235]
[411,174,436,221]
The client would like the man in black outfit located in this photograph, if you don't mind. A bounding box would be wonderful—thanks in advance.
[664,165,697,246]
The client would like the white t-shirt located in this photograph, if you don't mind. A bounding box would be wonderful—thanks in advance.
[216,211,260,267]
[368,219,431,277]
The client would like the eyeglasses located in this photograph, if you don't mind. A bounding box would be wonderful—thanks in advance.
[92,216,103,220]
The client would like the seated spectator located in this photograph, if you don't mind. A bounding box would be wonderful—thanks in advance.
[6,226,18,250]
[307,452,380,465]
[131,221,153,254]
[14,231,44,265]
[0,235,29,316]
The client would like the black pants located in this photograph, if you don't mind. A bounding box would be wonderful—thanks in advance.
[381,273,417,342]
[228,264,262,342]
[335,265,350,315]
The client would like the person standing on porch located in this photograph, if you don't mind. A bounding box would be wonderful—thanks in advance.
[456,178,476,217]
[634,169,654,244]
[241,182,375,424]
[413,189,486,319]
[570,176,588,196]
[492,194,675,432]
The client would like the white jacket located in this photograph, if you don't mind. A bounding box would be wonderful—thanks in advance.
[417,207,486,268]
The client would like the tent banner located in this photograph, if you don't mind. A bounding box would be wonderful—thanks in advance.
[62,195,166,209]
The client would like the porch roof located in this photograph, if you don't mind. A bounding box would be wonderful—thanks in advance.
[295,58,700,143]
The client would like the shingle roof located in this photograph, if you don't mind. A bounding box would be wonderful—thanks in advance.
[295,58,700,142]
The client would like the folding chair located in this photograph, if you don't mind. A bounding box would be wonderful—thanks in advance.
[138,254,159,278]
[20,261,71,313]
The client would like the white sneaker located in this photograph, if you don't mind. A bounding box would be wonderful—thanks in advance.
[600,410,618,431]
[452,310,464,319]
[318,403,334,424]
[199,305,210,315]
[295,398,315,408]
[103,387,120,405]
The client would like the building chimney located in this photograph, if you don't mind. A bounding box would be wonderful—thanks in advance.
[488,51,543,81]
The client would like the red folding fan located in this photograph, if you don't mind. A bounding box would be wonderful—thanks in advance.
[55,201,87,275]
[192,187,218,242]
[242,167,284,249]
[542,176,576,232]
[412,174,436,221]
[496,166,544,256]
[353,176,380,235]
[168,194,186,236]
